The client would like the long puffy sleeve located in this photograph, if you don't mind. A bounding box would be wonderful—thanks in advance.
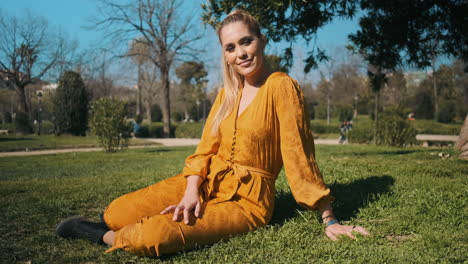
[274,76,334,210]
[180,88,224,180]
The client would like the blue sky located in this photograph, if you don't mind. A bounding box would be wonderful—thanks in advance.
[3,0,362,87]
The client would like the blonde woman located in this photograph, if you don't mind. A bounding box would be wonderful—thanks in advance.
[56,10,369,257]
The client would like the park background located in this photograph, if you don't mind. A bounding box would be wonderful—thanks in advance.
[0,0,467,263]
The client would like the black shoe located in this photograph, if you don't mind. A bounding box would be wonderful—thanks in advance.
[56,216,110,244]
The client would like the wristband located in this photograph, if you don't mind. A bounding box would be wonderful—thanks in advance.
[326,219,338,226]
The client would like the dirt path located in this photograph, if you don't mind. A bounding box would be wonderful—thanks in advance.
[0,138,339,157]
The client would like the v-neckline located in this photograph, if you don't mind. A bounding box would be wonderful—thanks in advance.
[235,72,275,119]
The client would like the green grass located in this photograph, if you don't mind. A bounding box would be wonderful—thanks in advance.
[0,145,466,263]
[0,135,158,152]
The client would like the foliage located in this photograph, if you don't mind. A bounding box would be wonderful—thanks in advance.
[314,105,329,120]
[436,101,456,123]
[175,122,204,138]
[202,0,357,71]
[175,61,208,122]
[89,97,129,152]
[13,112,32,134]
[52,71,89,136]
[376,107,417,147]
[136,122,175,138]
[264,54,289,73]
[39,121,55,135]
[334,104,354,122]
[348,127,374,144]
[151,104,163,122]
[0,145,466,263]
[310,121,338,134]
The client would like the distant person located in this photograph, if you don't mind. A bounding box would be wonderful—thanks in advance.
[407,113,415,120]
[339,121,349,144]
[56,10,369,257]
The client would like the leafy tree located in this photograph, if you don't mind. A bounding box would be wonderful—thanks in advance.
[52,71,89,135]
[264,54,289,73]
[89,97,129,152]
[202,0,357,72]
[175,61,207,121]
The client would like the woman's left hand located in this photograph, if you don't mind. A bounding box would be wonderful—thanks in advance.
[325,223,370,241]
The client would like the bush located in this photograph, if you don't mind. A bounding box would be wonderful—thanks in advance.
[376,107,417,147]
[348,127,374,144]
[314,105,329,120]
[175,122,204,138]
[39,121,55,135]
[310,121,339,134]
[334,104,354,122]
[151,104,163,122]
[89,97,129,152]
[437,101,456,123]
[135,122,175,138]
[14,112,32,134]
[52,71,89,135]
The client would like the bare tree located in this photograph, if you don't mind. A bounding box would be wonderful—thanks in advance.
[92,0,203,136]
[0,10,72,121]
[456,114,468,160]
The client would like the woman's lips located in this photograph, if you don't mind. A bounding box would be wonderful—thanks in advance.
[238,59,252,67]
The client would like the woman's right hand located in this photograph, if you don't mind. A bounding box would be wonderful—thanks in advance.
[160,175,202,224]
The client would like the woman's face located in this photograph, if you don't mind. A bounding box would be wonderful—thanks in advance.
[219,21,265,80]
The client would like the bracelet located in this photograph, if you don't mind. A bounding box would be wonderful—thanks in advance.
[326,219,339,226]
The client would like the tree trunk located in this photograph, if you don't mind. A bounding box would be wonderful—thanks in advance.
[160,66,171,137]
[373,87,380,145]
[16,85,30,115]
[326,93,330,125]
[456,114,468,160]
[432,57,438,120]
[145,99,152,124]
[136,64,142,117]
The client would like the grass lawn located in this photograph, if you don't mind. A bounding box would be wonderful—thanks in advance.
[0,135,158,152]
[0,144,466,263]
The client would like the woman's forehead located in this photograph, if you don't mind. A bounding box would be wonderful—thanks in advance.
[219,22,254,44]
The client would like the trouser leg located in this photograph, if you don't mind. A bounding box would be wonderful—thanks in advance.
[106,201,254,257]
[103,174,186,231]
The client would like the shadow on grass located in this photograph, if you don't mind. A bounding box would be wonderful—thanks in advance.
[351,150,421,156]
[270,175,395,225]
[0,137,33,142]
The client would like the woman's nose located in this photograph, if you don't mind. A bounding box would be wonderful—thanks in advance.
[237,47,248,59]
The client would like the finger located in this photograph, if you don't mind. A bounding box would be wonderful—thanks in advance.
[354,226,370,236]
[346,231,357,240]
[173,206,182,221]
[326,230,338,241]
[194,201,201,218]
[160,205,176,215]
[183,208,190,224]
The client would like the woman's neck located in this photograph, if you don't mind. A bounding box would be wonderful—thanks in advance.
[244,67,272,88]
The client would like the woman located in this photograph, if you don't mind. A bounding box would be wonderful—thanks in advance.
[56,10,369,257]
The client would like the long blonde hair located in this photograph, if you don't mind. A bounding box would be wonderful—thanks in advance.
[211,10,265,136]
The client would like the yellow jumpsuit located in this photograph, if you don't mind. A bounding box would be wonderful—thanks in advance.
[103,72,333,256]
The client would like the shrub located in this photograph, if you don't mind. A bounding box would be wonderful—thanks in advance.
[310,121,339,134]
[151,104,163,122]
[13,112,32,134]
[436,101,456,123]
[175,122,204,138]
[40,121,55,135]
[52,71,89,135]
[135,122,175,138]
[348,127,374,144]
[334,104,354,122]
[314,105,329,120]
[376,107,417,147]
[89,97,129,152]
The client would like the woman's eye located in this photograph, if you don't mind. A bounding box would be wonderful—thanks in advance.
[242,39,252,45]
[226,46,234,52]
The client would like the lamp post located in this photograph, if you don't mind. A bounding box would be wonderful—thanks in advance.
[36,90,43,135]
[353,94,358,123]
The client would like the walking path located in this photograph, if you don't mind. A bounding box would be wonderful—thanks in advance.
[0,138,339,157]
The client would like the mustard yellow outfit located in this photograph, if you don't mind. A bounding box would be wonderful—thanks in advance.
[103,72,333,256]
